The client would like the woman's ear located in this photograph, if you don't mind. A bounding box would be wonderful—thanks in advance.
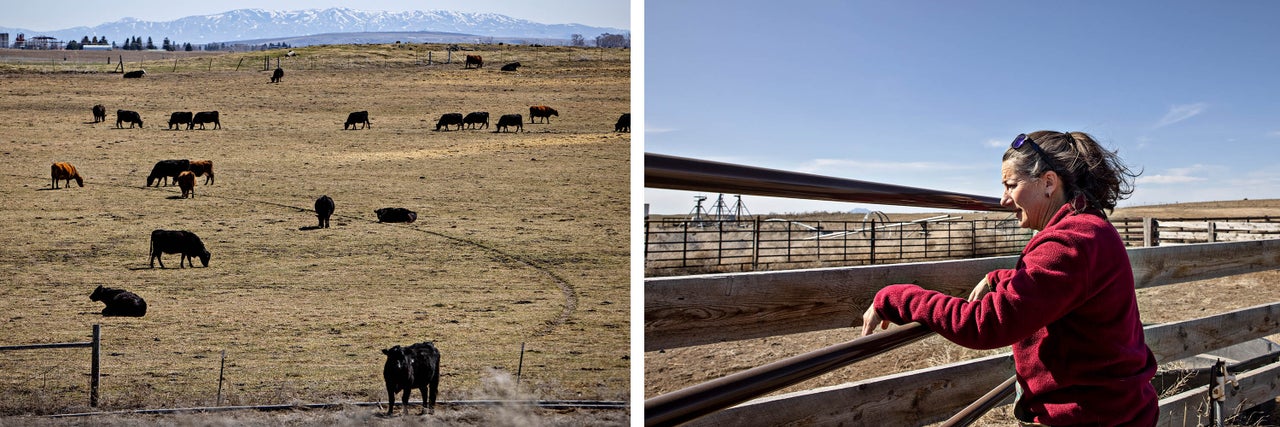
[1041,170,1059,197]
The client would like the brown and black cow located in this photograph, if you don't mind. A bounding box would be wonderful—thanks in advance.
[92,104,107,123]
[529,105,558,124]
[464,54,483,69]
[51,162,84,189]
[177,171,196,198]
[188,159,215,185]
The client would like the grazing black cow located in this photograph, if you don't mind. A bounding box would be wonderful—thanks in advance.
[462,112,489,130]
[345,111,370,130]
[500,62,520,72]
[270,67,284,83]
[315,195,334,228]
[151,228,211,268]
[496,114,523,133]
[116,110,143,129]
[168,112,193,130]
[382,341,441,415]
[123,70,146,79]
[189,111,221,130]
[147,159,191,187]
[464,54,483,69]
[434,113,464,131]
[92,104,107,123]
[90,285,147,317]
[615,113,630,132]
[529,105,558,124]
[149,229,210,268]
[375,208,417,223]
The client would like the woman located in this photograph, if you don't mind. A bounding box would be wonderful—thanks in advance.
[861,131,1153,426]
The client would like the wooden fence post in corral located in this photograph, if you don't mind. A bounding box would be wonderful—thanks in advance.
[869,220,877,265]
[752,217,761,270]
[90,324,100,407]
[1208,221,1217,243]
[1143,217,1159,247]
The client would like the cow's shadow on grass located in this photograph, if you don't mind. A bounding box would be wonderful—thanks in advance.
[165,195,187,200]
[298,225,323,231]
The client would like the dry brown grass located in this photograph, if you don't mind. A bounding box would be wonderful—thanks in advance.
[0,43,629,423]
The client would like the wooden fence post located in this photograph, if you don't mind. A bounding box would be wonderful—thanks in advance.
[1207,221,1217,243]
[869,220,877,265]
[1143,217,1159,247]
[90,324,100,407]
[752,217,761,270]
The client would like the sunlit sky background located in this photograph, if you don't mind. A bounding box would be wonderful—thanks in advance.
[645,1,1280,215]
[0,1,629,31]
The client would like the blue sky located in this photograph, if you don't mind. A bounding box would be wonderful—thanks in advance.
[644,1,1280,215]
[0,1,630,31]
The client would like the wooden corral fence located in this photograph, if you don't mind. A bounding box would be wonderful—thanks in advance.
[1114,216,1280,246]
[644,217,1032,276]
[0,324,101,407]
[643,153,1280,426]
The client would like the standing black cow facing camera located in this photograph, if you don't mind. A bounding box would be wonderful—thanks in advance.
[382,341,441,415]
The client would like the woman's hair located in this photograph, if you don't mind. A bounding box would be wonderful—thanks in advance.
[1002,130,1140,212]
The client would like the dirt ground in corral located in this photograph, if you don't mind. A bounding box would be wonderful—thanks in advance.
[0,44,629,423]
[644,199,1280,425]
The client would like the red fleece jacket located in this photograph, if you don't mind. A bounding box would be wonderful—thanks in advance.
[874,204,1157,426]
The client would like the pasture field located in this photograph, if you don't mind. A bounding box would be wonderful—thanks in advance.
[0,43,629,422]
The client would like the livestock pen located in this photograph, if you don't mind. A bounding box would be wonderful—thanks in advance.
[643,153,1280,426]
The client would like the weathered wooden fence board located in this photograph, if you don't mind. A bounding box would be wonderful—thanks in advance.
[1157,360,1280,427]
[681,302,1280,427]
[647,239,1280,351]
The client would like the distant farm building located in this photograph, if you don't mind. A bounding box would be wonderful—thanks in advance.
[0,33,8,49]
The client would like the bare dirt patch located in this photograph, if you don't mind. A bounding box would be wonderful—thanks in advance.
[0,44,629,422]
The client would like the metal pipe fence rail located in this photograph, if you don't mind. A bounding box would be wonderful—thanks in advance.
[644,217,1032,276]
[0,324,101,407]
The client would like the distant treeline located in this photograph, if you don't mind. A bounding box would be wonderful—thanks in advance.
[62,35,291,52]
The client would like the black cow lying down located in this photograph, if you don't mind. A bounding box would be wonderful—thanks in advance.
[150,229,210,268]
[375,208,417,223]
[90,285,147,317]
[382,341,441,415]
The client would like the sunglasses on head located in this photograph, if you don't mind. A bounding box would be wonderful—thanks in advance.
[1011,133,1065,178]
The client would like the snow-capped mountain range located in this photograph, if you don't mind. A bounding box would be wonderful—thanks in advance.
[0,8,626,45]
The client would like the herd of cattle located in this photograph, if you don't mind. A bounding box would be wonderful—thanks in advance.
[58,52,629,415]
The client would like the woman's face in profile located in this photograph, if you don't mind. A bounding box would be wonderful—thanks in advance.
[1000,160,1055,231]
